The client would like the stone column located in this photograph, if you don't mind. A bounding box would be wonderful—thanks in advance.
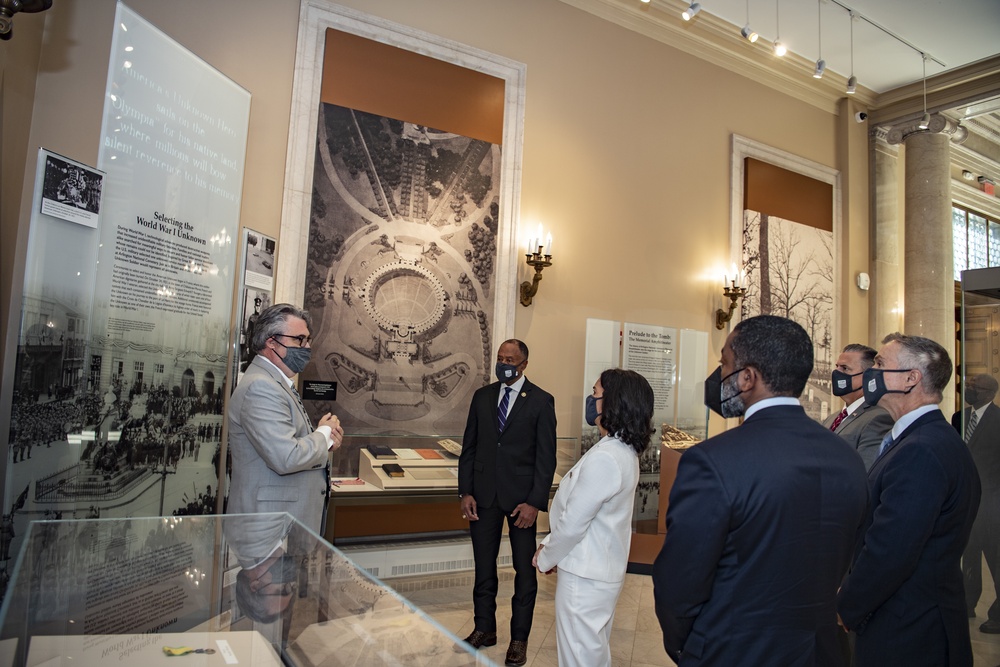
[886,114,968,407]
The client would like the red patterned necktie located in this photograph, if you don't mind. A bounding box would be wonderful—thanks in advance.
[830,408,848,431]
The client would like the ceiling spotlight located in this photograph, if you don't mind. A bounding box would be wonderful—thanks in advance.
[846,12,856,94]
[773,0,785,56]
[682,2,701,20]
[640,0,651,3]
[741,0,757,42]
[918,53,930,130]
[813,0,824,79]
[0,0,53,41]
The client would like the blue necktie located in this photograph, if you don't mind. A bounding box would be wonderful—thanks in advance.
[498,387,512,432]
[878,432,894,456]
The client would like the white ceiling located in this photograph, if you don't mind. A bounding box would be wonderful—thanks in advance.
[670,0,1000,94]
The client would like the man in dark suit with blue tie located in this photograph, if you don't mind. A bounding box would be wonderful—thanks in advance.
[458,339,556,666]
[838,333,981,667]
[653,315,869,666]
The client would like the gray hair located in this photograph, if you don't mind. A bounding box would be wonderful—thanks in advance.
[251,304,312,353]
[881,332,952,399]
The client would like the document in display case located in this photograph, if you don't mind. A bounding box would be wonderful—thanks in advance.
[0,514,483,666]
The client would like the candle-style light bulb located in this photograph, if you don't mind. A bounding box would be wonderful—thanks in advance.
[546,233,552,255]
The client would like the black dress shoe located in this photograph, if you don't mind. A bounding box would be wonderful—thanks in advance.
[505,640,528,666]
[980,619,1000,634]
[463,630,497,649]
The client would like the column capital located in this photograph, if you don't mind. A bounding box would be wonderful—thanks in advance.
[886,113,968,145]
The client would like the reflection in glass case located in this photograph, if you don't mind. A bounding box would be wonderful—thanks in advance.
[0,514,485,666]
[960,267,1000,430]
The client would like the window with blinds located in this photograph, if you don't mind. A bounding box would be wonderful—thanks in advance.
[954,205,1000,280]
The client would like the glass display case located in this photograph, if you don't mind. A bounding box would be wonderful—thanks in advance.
[0,514,485,666]
[959,267,1000,427]
[325,435,573,546]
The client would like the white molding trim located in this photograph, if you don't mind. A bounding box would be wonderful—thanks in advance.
[558,0,875,114]
[730,135,843,342]
[278,0,526,338]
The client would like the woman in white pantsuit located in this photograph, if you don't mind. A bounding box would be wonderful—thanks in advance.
[533,368,654,667]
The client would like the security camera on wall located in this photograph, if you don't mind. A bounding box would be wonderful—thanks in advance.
[854,111,868,123]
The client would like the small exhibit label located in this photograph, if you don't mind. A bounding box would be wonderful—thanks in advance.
[302,380,337,401]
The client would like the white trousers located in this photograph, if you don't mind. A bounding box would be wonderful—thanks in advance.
[554,569,624,667]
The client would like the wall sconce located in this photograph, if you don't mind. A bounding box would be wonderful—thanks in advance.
[520,230,553,307]
[715,267,747,329]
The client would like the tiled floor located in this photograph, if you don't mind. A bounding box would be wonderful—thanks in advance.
[391,560,1000,667]
[395,569,674,667]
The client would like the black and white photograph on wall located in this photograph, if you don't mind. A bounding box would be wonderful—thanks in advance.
[39,152,103,228]
[243,232,276,290]
[233,229,277,381]
[740,209,835,422]
[238,288,272,374]
[303,103,502,465]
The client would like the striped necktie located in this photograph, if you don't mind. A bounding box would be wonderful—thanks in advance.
[498,387,512,432]
[965,410,979,444]
[830,408,848,432]
[291,385,313,429]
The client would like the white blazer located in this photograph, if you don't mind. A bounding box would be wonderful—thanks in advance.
[537,435,639,582]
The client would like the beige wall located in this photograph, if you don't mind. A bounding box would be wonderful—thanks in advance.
[1,0,863,441]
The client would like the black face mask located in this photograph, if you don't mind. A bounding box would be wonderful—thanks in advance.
[704,366,748,418]
[964,388,982,407]
[831,369,862,397]
[862,367,915,405]
[585,395,602,426]
[267,554,300,584]
[496,362,521,383]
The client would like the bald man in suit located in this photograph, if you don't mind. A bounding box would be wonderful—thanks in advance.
[824,343,894,471]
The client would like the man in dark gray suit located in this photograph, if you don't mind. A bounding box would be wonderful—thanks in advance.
[953,374,1000,629]
[227,304,344,534]
[824,343,895,471]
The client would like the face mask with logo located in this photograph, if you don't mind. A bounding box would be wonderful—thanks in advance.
[273,338,312,375]
[861,367,914,405]
[496,362,521,382]
[704,366,748,418]
[831,369,862,397]
[585,395,602,426]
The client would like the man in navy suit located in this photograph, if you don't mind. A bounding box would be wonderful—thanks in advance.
[459,339,556,666]
[838,333,981,667]
[653,315,869,666]
[952,374,1000,630]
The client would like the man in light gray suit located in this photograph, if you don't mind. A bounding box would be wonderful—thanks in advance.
[824,343,894,471]
[227,303,344,534]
